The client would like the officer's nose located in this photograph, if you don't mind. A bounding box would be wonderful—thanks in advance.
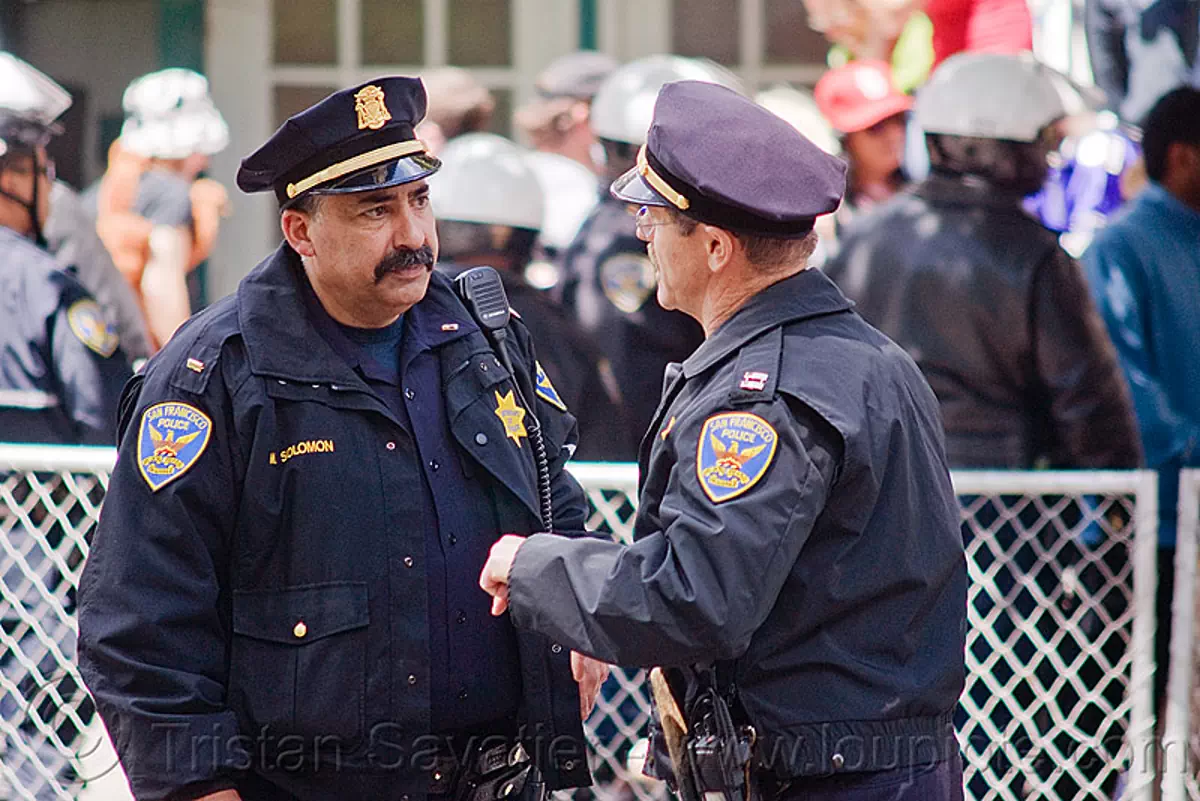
[390,206,427,251]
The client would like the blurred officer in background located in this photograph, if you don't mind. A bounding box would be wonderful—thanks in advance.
[482,80,967,801]
[90,67,230,350]
[0,52,132,801]
[78,76,603,801]
[825,52,1142,800]
[431,132,627,462]
[558,55,743,459]
[0,53,132,445]
[45,179,154,362]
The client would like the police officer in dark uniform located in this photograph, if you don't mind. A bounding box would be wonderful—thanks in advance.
[482,81,967,800]
[430,132,627,462]
[558,56,743,459]
[0,53,131,801]
[78,77,605,801]
[0,53,132,445]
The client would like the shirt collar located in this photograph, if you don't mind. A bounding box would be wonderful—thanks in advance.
[1143,182,1200,232]
[681,267,854,378]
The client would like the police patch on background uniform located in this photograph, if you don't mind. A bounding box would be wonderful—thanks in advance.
[67,299,120,357]
[534,361,567,411]
[138,401,213,491]
[696,412,778,503]
[600,254,656,313]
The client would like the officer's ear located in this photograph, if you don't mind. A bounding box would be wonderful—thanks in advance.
[280,204,318,259]
[700,224,736,275]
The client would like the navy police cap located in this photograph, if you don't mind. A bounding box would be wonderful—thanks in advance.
[611,81,847,237]
[237,76,440,207]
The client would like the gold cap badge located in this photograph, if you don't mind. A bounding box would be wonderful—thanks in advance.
[355,85,392,131]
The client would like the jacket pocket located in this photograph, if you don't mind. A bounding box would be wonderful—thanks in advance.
[230,582,369,747]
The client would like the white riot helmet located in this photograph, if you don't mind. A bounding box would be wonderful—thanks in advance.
[914,53,1082,143]
[590,55,745,145]
[0,53,71,155]
[756,84,840,156]
[430,133,545,230]
[524,151,599,251]
[120,68,230,159]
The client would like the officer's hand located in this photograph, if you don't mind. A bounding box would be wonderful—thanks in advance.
[193,791,242,801]
[572,651,611,719]
[480,534,527,615]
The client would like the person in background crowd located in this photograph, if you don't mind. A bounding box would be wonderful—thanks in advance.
[558,55,742,459]
[1084,88,1200,747]
[431,132,627,462]
[514,52,616,272]
[1085,0,1197,125]
[814,60,912,231]
[419,66,495,155]
[924,0,1034,68]
[78,75,604,801]
[515,50,617,175]
[825,52,1142,801]
[90,67,230,351]
[45,180,153,362]
[0,52,132,801]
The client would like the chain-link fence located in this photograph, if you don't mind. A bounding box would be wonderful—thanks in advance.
[0,449,1170,801]
[567,466,1161,801]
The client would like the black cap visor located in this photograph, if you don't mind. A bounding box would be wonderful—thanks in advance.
[610,165,671,207]
[307,153,441,198]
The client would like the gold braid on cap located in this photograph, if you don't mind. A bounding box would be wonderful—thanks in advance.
[286,139,428,199]
[636,144,690,210]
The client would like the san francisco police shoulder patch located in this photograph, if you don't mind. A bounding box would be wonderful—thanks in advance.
[138,401,213,492]
[534,361,567,411]
[696,412,778,503]
[66,299,119,357]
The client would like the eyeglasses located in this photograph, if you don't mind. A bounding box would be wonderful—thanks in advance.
[8,158,56,183]
[633,205,671,239]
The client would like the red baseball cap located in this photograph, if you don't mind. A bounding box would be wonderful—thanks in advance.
[814,60,913,134]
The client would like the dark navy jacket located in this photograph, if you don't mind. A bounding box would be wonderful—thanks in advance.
[77,245,593,801]
[0,226,132,444]
[508,268,967,778]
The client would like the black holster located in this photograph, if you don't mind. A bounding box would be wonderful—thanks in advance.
[675,668,758,801]
[451,742,545,801]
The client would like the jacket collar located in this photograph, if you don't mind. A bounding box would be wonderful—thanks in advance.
[681,267,853,378]
[1142,182,1200,233]
[236,244,477,383]
[912,173,1030,211]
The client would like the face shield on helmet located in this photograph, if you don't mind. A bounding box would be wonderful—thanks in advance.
[0,53,72,246]
[590,55,746,146]
[120,68,230,160]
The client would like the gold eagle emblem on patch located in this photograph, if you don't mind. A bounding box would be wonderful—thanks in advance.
[494,390,528,447]
[354,84,391,130]
[696,412,778,503]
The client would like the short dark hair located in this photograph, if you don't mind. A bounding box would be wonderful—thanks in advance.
[669,209,819,269]
[1141,87,1200,183]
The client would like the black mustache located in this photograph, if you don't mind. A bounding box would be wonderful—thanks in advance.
[374,246,435,283]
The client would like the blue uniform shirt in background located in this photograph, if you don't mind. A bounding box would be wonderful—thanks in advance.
[302,275,523,732]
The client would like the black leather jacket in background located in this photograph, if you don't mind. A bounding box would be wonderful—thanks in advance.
[825,175,1143,469]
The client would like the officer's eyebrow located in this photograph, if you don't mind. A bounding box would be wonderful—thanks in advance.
[354,190,400,206]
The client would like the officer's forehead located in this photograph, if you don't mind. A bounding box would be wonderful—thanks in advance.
[350,179,429,204]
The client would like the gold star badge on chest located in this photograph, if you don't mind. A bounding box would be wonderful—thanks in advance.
[494,390,528,447]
